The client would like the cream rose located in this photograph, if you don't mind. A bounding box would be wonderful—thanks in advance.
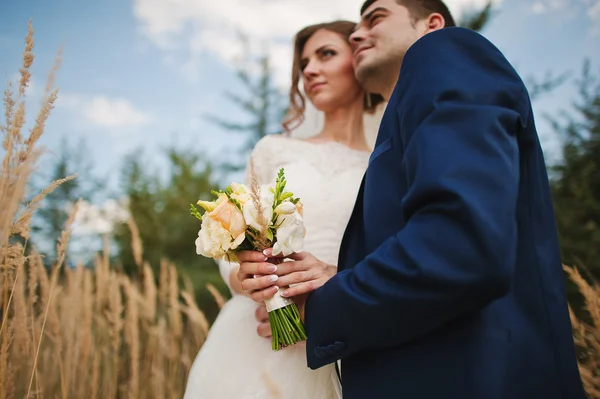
[211,199,247,240]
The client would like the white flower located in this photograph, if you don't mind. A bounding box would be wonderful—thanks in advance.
[272,211,305,257]
[243,185,274,232]
[195,214,234,259]
[230,182,252,206]
[274,201,296,215]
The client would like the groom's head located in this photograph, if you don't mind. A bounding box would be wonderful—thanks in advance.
[350,0,455,98]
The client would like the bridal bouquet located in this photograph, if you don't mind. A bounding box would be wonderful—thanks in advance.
[191,167,307,351]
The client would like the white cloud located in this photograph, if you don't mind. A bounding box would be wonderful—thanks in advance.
[72,198,130,236]
[133,0,501,87]
[83,97,151,128]
[531,0,567,14]
[57,93,152,129]
[530,0,600,33]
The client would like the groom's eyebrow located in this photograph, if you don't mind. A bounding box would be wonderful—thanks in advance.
[361,6,388,24]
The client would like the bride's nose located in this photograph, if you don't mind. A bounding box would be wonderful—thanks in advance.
[303,59,321,79]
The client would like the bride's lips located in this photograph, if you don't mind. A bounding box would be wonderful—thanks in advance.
[309,82,326,93]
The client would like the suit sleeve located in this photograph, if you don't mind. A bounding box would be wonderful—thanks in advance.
[304,28,528,369]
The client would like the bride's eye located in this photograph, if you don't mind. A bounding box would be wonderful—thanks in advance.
[322,49,336,58]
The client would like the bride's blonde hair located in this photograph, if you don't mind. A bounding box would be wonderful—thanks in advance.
[281,20,384,134]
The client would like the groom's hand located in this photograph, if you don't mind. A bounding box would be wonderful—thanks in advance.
[237,250,279,303]
[265,249,336,298]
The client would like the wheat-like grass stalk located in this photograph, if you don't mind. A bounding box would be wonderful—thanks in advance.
[247,156,270,250]
[564,264,600,398]
[128,217,143,273]
[27,199,79,398]
[0,22,212,399]
[206,282,226,309]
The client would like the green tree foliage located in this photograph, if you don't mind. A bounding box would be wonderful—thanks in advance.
[30,137,102,264]
[458,0,495,31]
[204,35,287,174]
[112,146,226,321]
[550,60,600,291]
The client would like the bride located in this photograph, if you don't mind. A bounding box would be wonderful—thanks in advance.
[184,20,385,399]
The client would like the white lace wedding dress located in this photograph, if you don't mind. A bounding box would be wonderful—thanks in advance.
[184,134,370,399]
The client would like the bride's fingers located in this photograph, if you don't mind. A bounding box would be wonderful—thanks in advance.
[237,250,268,263]
[275,270,314,287]
[255,305,268,323]
[257,321,272,338]
[241,274,279,293]
[263,248,307,261]
[238,261,278,277]
[250,286,278,303]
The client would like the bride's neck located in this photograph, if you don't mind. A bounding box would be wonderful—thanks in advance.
[314,97,367,151]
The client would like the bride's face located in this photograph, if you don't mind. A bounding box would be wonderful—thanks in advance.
[300,29,364,112]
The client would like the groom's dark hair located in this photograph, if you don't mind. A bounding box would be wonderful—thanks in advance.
[360,0,456,28]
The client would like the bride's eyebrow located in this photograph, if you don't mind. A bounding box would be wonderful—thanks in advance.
[301,45,338,62]
[315,45,338,54]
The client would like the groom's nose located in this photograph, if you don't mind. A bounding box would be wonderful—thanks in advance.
[349,27,367,48]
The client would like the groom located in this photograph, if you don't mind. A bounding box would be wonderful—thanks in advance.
[239,0,586,398]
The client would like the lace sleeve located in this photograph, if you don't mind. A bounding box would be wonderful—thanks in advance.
[217,135,275,295]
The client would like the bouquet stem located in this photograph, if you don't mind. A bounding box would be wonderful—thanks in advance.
[267,301,307,351]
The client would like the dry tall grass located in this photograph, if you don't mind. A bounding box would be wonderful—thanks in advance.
[0,22,211,398]
[565,265,600,398]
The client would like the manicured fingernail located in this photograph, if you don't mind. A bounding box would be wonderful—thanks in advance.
[263,248,272,256]
[281,290,289,297]
[266,265,277,273]
[268,275,278,282]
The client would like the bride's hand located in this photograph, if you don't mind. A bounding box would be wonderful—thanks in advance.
[264,248,336,298]
[255,305,272,339]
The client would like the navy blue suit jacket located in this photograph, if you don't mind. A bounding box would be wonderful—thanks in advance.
[304,27,585,399]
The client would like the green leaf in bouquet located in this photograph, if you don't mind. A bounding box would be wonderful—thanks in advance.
[224,190,243,212]
[280,192,293,201]
[266,227,274,242]
[190,204,203,221]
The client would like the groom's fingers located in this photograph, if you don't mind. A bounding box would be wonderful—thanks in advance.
[275,270,314,287]
[280,278,326,298]
[273,261,306,276]
[284,251,308,261]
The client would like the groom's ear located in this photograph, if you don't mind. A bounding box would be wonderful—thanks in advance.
[423,12,446,34]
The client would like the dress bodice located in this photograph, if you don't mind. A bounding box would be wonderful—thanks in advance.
[219,134,370,292]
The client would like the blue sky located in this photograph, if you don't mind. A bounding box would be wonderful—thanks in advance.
[1,0,599,238]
